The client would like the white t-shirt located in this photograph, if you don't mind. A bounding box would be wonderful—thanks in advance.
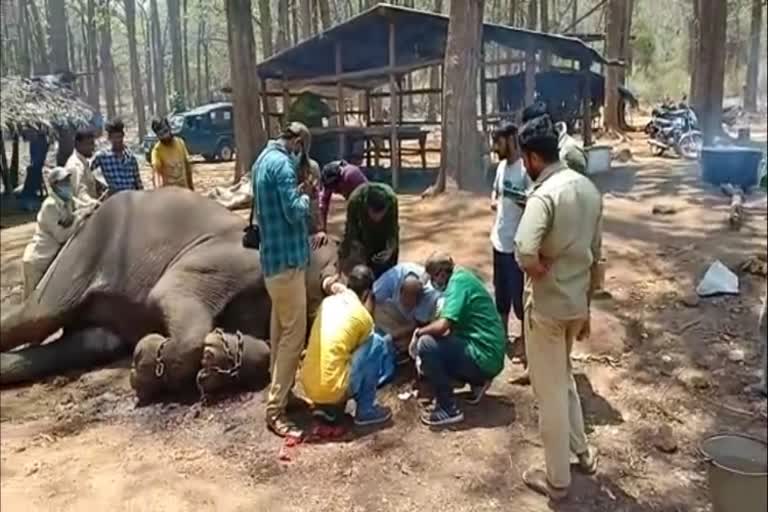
[490,158,528,253]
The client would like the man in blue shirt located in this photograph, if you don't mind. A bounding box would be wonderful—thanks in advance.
[253,121,312,437]
[373,263,441,351]
[90,119,143,194]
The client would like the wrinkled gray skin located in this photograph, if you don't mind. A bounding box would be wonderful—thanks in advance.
[0,187,338,399]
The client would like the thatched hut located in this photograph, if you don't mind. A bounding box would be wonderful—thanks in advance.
[0,75,97,202]
[0,75,96,136]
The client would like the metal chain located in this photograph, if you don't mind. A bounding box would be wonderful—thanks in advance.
[195,330,246,404]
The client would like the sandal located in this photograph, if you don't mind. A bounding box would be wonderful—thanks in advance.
[266,414,302,438]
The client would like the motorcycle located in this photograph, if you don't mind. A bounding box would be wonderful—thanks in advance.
[645,104,703,160]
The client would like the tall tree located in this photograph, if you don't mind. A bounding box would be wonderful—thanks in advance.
[276,0,290,51]
[692,0,727,144]
[17,0,32,76]
[316,0,332,30]
[150,0,167,115]
[300,0,313,39]
[99,0,117,120]
[26,0,49,74]
[46,0,70,72]
[140,4,155,116]
[427,0,444,122]
[82,0,101,111]
[226,0,267,181]
[124,0,146,138]
[183,0,191,100]
[527,0,538,29]
[196,0,206,104]
[168,0,185,100]
[744,0,763,112]
[259,0,274,57]
[435,0,485,193]
[604,0,626,133]
[688,0,700,101]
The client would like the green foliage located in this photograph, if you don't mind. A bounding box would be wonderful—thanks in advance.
[632,21,656,73]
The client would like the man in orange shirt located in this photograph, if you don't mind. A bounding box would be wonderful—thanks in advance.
[150,118,194,190]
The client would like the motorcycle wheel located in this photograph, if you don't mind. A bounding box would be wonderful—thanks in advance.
[676,131,703,160]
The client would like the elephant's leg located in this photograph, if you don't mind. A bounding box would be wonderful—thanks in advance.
[0,327,127,386]
[131,274,215,399]
[197,329,270,400]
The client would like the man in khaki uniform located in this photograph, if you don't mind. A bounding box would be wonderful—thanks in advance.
[514,115,602,500]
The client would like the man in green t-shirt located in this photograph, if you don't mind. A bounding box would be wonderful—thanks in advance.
[413,252,506,427]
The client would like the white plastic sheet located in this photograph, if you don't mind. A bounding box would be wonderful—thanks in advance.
[696,260,740,297]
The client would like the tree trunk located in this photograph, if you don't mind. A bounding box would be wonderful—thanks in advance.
[692,0,727,145]
[46,0,69,72]
[124,0,146,139]
[603,0,625,133]
[572,0,578,27]
[435,0,484,193]
[527,0,538,30]
[427,0,444,122]
[99,0,117,120]
[259,0,274,58]
[317,0,332,30]
[291,0,300,45]
[540,0,550,67]
[688,0,700,102]
[299,0,313,39]
[168,0,185,100]
[226,0,268,181]
[276,0,290,51]
[183,0,191,100]
[510,0,518,25]
[84,0,101,112]
[142,8,155,116]
[150,0,167,115]
[620,0,634,84]
[26,0,49,74]
[196,0,205,105]
[744,0,763,112]
[18,0,32,77]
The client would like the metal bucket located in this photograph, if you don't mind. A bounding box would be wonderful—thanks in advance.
[699,433,768,512]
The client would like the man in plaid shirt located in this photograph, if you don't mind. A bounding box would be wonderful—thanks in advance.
[253,121,313,437]
[91,119,143,194]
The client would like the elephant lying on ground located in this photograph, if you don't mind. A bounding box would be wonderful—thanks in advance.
[0,187,339,402]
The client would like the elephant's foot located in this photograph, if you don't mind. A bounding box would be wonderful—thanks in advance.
[0,328,127,386]
[196,329,270,402]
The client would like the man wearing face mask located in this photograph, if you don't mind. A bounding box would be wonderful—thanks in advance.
[21,167,85,298]
[150,118,194,190]
[514,115,602,500]
[253,121,313,437]
[413,252,506,427]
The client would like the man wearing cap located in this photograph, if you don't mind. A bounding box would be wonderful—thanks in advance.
[253,121,313,437]
[150,117,194,190]
[339,182,399,278]
[318,158,368,233]
[514,114,601,500]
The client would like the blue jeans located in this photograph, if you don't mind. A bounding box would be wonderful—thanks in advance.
[349,331,389,414]
[493,249,524,335]
[416,334,489,410]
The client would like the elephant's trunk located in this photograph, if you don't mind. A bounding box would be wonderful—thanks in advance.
[0,302,63,353]
[0,328,127,386]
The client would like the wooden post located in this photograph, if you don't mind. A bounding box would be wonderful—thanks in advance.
[581,59,593,147]
[282,80,290,126]
[363,89,372,168]
[259,77,272,137]
[524,44,536,107]
[388,20,400,191]
[480,48,488,134]
[335,41,346,159]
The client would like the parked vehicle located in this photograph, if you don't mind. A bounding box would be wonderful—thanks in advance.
[645,103,703,160]
[143,102,235,163]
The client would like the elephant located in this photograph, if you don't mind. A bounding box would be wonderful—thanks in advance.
[0,187,339,402]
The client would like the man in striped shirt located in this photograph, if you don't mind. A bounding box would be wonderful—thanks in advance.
[90,119,143,194]
[253,122,312,438]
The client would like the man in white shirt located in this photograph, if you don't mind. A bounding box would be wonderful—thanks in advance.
[65,128,106,210]
[490,122,530,382]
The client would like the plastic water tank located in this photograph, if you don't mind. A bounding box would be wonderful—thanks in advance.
[700,146,763,190]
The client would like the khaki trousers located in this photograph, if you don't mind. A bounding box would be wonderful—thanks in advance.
[524,307,589,489]
[264,268,307,419]
[22,260,45,299]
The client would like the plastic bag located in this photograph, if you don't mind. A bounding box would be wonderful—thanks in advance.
[696,260,739,297]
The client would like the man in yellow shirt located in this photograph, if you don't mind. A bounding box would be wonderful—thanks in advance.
[150,118,194,190]
[300,265,392,426]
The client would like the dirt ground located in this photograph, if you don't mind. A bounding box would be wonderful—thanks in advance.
[1,133,767,512]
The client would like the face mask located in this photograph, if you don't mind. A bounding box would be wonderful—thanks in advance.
[54,184,73,201]
[290,151,302,169]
